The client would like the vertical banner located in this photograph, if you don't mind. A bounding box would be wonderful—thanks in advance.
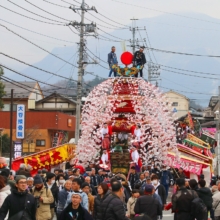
[188,112,194,129]
[16,104,25,139]
[14,141,22,158]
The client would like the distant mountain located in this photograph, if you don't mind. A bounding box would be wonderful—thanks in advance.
[6,12,220,106]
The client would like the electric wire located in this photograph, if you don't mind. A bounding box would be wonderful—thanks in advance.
[85,47,108,64]
[0,19,75,44]
[0,52,93,88]
[7,0,66,24]
[111,0,220,26]
[24,0,71,22]
[0,64,65,89]
[0,5,64,26]
[0,24,78,68]
[42,0,68,8]
[85,52,109,70]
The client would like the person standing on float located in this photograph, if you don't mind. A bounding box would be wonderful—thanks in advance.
[108,46,118,77]
[100,122,112,150]
[133,46,146,77]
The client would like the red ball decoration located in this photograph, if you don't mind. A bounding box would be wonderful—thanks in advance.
[120,51,133,65]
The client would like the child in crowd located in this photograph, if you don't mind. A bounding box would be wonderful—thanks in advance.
[126,189,140,220]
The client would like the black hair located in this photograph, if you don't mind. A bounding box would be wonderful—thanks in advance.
[110,177,117,185]
[132,189,139,194]
[189,179,198,189]
[198,179,206,188]
[111,46,115,49]
[72,178,82,187]
[111,180,122,192]
[56,174,65,181]
[176,178,185,187]
[73,169,79,174]
[130,166,136,170]
[139,173,145,178]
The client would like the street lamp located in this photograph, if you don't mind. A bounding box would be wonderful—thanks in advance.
[0,128,4,157]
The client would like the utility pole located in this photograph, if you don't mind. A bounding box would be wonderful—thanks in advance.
[148,62,160,83]
[69,0,97,144]
[129,19,146,54]
[9,89,13,169]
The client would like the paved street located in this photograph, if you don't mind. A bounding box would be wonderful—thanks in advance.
[163,211,174,220]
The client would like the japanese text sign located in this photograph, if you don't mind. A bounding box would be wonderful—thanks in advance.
[165,154,203,175]
[16,104,25,139]
[14,142,22,159]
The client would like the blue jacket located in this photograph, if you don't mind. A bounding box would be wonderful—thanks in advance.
[153,193,162,206]
[57,187,70,214]
[108,52,118,66]
[65,190,88,211]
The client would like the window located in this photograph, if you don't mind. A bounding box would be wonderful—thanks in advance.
[36,140,45,146]
[2,104,17,111]
[172,102,178,107]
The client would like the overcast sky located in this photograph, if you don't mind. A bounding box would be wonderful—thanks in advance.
[1,0,220,67]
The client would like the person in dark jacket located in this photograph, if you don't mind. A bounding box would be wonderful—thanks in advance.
[57,180,72,219]
[59,192,93,220]
[0,175,36,220]
[128,166,139,189]
[133,46,146,78]
[90,168,100,189]
[134,184,162,220]
[134,173,146,191]
[16,163,31,177]
[85,176,97,196]
[189,179,213,214]
[108,46,118,77]
[100,180,129,220]
[172,178,198,220]
[94,182,110,220]
[151,174,166,207]
[160,165,173,199]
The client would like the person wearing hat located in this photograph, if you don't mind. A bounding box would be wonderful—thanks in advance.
[45,172,59,220]
[0,175,36,220]
[133,46,146,78]
[82,182,94,214]
[134,184,162,220]
[59,192,93,220]
[108,46,118,77]
[31,174,54,220]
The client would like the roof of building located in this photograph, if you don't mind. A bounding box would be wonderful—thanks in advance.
[36,92,77,105]
[208,96,218,109]
[3,81,42,99]
[163,90,189,100]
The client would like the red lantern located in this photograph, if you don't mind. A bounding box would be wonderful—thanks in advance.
[120,52,133,66]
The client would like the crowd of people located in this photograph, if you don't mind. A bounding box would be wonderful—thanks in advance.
[0,162,219,220]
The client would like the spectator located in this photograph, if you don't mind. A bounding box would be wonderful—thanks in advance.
[85,176,97,196]
[27,177,34,192]
[0,175,11,207]
[59,192,93,220]
[189,179,213,217]
[73,168,85,183]
[82,182,94,214]
[172,178,198,220]
[134,184,162,220]
[151,164,161,177]
[177,167,186,179]
[65,178,88,210]
[16,164,31,177]
[54,169,60,176]
[57,180,72,219]
[144,171,150,179]
[100,180,129,220]
[134,173,146,190]
[45,172,59,220]
[212,185,220,219]
[151,174,166,207]
[0,168,15,188]
[32,174,54,220]
[91,168,100,188]
[160,165,173,199]
[128,166,139,189]
[94,182,110,220]
[0,175,36,220]
[56,174,66,191]
[37,169,46,182]
[126,189,140,220]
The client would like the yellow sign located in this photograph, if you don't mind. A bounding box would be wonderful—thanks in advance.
[187,134,210,149]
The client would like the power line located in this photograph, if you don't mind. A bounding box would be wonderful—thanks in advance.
[0,64,65,89]
[0,5,64,26]
[0,19,75,44]
[0,24,78,68]
[111,0,220,26]
[145,46,220,58]
[85,52,109,70]
[0,52,93,88]
[7,0,66,24]
[24,0,71,22]
[42,0,68,8]
[85,47,108,64]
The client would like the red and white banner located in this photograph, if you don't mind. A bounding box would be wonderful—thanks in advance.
[165,154,203,175]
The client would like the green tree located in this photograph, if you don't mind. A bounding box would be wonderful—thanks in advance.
[0,67,5,108]
[1,134,10,154]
